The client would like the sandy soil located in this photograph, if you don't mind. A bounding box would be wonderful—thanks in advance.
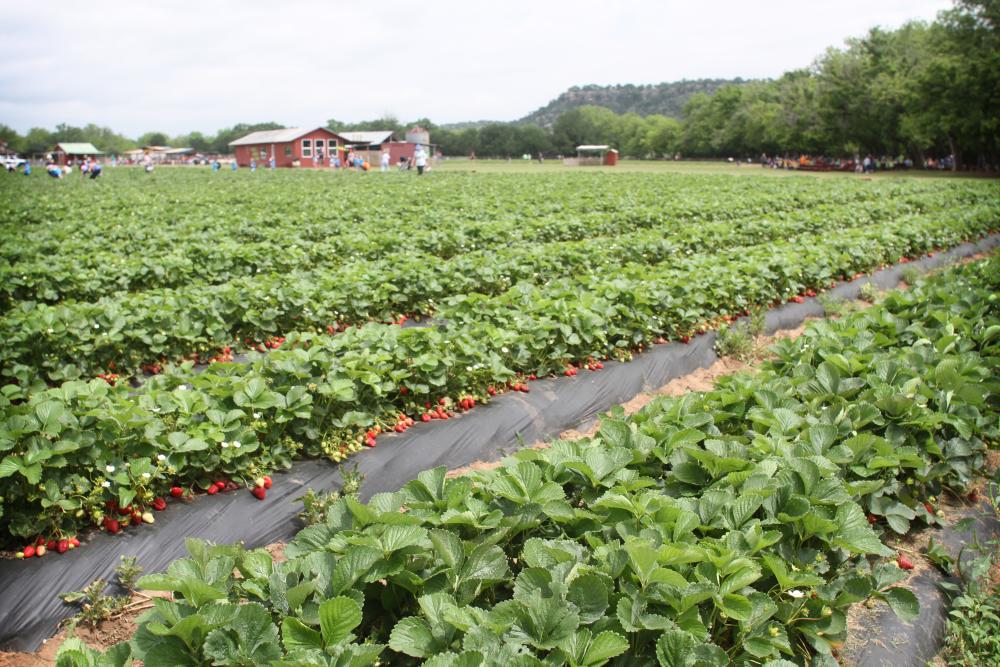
[0,590,169,667]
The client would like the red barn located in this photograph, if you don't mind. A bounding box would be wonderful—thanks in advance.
[229,127,346,168]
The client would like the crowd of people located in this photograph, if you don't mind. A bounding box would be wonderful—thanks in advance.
[4,144,435,180]
[754,153,956,173]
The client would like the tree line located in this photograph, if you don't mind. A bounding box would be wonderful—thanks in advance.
[2,1,995,168]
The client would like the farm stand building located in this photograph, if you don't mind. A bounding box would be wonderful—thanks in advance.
[229,127,346,167]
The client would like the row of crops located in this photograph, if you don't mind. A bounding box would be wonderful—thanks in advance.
[3,172,998,387]
[55,255,1000,666]
[0,170,997,546]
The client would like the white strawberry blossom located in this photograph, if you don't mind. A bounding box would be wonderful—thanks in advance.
[157,454,166,462]
[787,590,805,599]
[141,472,151,479]
[106,465,115,473]
[253,412,262,419]
[220,441,229,448]
[101,480,111,488]
[232,441,241,448]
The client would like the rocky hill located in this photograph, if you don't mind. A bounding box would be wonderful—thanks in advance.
[519,79,744,127]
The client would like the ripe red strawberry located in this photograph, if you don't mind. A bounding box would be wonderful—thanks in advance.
[152,497,167,511]
[35,536,46,546]
[251,487,267,501]
[438,398,448,406]
[400,386,409,395]
[263,475,272,489]
[170,486,184,498]
[22,545,35,558]
[214,480,227,490]
[528,374,537,381]
[69,537,80,548]
[207,485,218,495]
[897,554,914,570]
[366,436,377,446]
[867,513,878,525]
[118,505,132,516]
[57,539,69,554]
[968,491,979,502]
[421,413,431,422]
[680,336,691,344]
[103,518,120,534]
[923,502,934,514]
[131,512,143,526]
[487,386,496,396]
[46,539,57,551]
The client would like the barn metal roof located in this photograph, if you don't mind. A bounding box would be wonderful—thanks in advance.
[338,131,394,145]
[229,127,339,146]
[55,142,103,154]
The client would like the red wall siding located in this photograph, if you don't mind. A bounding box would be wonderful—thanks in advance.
[296,129,344,167]
[386,142,417,165]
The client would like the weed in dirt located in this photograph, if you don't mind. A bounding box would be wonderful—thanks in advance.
[115,556,141,592]
[818,293,853,318]
[901,266,922,285]
[715,322,756,361]
[859,281,880,303]
[297,465,364,526]
[940,539,1000,667]
[715,309,764,361]
[60,556,143,628]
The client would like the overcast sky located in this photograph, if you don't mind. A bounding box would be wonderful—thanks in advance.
[0,0,953,137]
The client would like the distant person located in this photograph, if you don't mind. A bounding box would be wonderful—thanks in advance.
[23,160,31,176]
[89,161,102,179]
[231,160,237,172]
[211,160,221,172]
[46,162,63,179]
[269,155,276,170]
[315,149,323,168]
[414,145,427,175]
[250,158,257,172]
[380,149,390,172]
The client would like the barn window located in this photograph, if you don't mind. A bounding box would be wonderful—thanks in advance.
[302,139,312,158]
[315,139,325,155]
[284,146,292,158]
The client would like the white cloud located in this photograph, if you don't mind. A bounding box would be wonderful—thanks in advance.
[0,0,952,136]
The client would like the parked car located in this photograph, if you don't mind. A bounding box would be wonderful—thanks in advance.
[1,155,26,170]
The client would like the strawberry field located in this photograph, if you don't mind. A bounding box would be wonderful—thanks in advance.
[0,170,997,550]
[51,253,1000,666]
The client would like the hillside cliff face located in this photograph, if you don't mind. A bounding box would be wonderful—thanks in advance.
[519,79,744,127]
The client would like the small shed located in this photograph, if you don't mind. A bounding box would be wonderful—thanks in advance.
[52,143,103,166]
[229,127,347,168]
[563,145,618,167]
[339,130,395,165]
